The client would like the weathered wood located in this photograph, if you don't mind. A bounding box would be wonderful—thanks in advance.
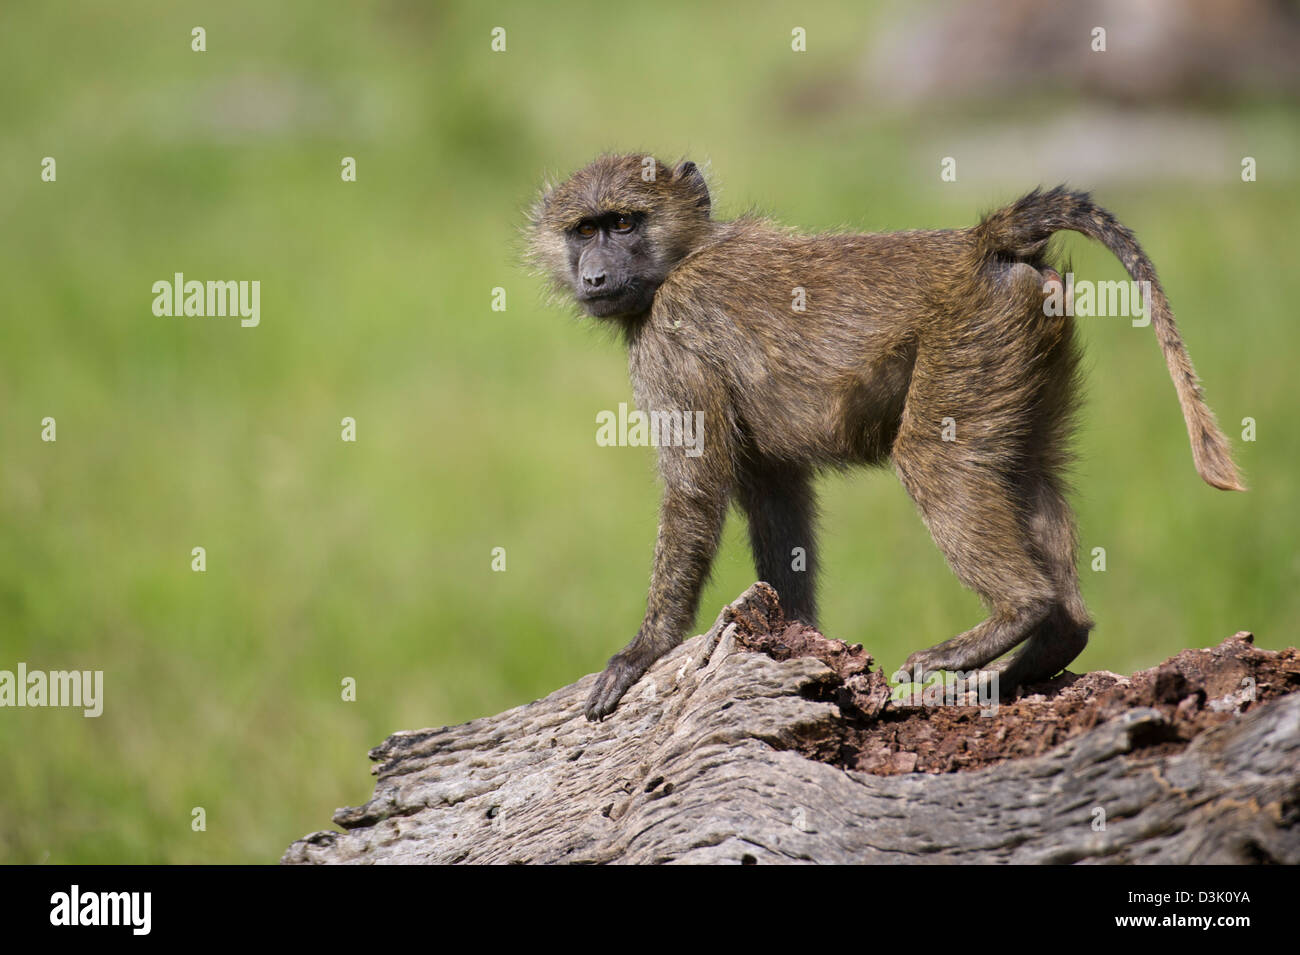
[283,584,1300,865]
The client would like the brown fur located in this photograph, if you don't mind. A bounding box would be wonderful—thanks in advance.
[527,154,1243,720]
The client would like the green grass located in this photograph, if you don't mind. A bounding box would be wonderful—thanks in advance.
[1,1,1296,863]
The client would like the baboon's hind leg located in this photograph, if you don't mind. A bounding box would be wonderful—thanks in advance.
[736,459,818,627]
[892,435,1057,678]
[894,259,1092,691]
[987,475,1092,687]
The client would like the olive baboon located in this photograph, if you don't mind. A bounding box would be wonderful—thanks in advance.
[527,154,1243,721]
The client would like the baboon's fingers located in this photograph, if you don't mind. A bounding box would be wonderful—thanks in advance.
[583,649,652,721]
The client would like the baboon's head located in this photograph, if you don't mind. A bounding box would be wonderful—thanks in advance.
[528,154,713,319]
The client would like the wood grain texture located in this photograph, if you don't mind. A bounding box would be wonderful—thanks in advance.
[283,584,1299,865]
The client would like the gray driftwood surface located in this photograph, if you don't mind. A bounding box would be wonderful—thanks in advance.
[283,584,1300,865]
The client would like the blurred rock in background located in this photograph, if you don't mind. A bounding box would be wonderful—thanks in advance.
[866,0,1300,105]
[784,0,1300,186]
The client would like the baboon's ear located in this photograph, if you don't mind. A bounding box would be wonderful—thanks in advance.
[673,160,711,213]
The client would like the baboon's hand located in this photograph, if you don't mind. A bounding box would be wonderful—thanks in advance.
[585,649,653,721]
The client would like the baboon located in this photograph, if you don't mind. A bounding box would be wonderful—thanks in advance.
[527,154,1243,721]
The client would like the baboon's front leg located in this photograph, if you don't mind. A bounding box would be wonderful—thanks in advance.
[584,482,730,720]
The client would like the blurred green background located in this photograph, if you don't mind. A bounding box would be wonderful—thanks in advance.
[1,1,1296,863]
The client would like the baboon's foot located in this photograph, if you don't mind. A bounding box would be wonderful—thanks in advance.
[898,642,985,683]
[897,603,1051,682]
[983,622,1090,692]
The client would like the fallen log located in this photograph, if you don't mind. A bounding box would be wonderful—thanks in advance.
[283,583,1300,864]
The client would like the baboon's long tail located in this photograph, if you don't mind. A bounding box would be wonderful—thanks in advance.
[976,186,1244,491]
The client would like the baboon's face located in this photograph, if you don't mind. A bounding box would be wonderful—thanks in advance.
[564,211,658,318]
[529,154,712,321]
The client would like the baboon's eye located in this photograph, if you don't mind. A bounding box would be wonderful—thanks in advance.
[612,214,636,233]
[575,221,598,239]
